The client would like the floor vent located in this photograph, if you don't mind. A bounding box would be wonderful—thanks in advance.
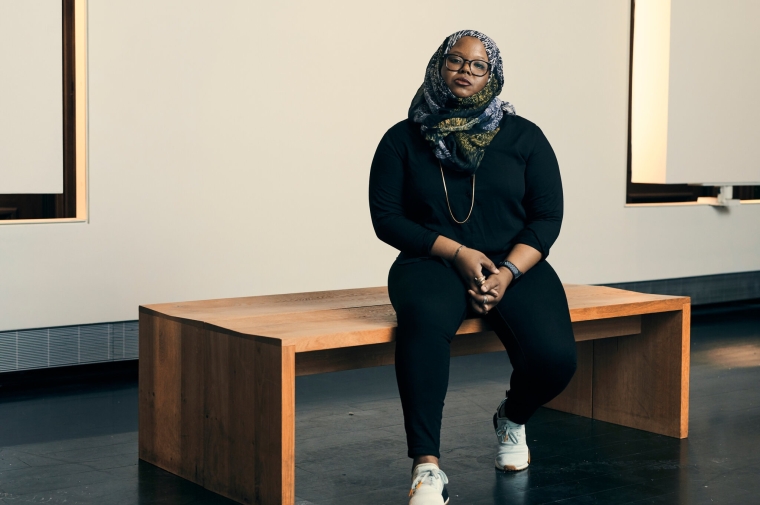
[0,321,138,373]
[602,270,760,306]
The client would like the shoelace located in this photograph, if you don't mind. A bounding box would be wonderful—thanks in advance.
[496,423,521,445]
[409,467,449,497]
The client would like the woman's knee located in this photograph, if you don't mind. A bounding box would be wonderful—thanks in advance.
[527,339,577,390]
[390,267,467,333]
[394,296,466,337]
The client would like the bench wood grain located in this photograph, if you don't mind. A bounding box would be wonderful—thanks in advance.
[139,284,690,505]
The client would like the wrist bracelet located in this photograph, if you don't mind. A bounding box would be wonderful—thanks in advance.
[497,259,522,279]
[452,245,465,263]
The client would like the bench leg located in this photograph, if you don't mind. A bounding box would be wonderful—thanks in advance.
[544,306,690,438]
[592,306,690,438]
[139,313,296,504]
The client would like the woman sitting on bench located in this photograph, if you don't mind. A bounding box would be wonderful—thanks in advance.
[369,29,578,505]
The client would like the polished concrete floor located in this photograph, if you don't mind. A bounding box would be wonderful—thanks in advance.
[0,301,758,504]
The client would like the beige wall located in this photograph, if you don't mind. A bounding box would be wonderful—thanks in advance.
[0,0,758,331]
[667,0,760,184]
[0,0,62,193]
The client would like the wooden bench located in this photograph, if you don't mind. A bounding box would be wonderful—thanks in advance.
[138,284,690,505]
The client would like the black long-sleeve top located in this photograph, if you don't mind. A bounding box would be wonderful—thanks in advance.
[369,114,563,266]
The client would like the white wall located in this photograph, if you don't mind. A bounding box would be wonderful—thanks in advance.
[0,0,758,332]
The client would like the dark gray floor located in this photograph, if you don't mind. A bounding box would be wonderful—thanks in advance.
[0,301,758,504]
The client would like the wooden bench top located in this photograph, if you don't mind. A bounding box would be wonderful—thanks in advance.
[140,285,689,352]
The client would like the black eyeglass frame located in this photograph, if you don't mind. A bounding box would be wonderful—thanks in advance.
[442,53,491,77]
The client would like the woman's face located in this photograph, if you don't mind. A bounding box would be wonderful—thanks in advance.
[440,36,490,99]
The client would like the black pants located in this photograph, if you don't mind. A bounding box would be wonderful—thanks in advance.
[388,257,577,459]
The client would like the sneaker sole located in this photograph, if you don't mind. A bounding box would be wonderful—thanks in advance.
[410,491,450,504]
[495,450,531,472]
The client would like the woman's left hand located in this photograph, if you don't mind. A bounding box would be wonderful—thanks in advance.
[467,269,513,315]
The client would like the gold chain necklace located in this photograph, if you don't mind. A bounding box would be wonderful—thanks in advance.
[438,160,475,224]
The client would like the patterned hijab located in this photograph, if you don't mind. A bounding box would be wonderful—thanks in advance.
[409,30,515,174]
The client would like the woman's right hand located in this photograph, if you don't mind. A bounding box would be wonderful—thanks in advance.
[453,247,500,295]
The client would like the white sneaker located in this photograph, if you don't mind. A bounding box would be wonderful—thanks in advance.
[493,398,530,471]
[408,462,450,505]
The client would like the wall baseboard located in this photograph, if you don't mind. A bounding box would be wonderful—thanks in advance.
[0,359,137,395]
[0,320,137,375]
[603,270,760,306]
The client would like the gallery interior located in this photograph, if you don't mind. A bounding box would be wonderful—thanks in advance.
[1,1,758,504]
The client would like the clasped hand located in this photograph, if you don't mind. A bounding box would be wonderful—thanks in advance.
[452,247,513,315]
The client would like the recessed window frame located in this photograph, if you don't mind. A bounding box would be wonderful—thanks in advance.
[0,0,88,224]
[625,0,760,207]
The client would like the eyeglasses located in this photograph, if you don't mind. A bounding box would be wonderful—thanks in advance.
[443,53,491,77]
